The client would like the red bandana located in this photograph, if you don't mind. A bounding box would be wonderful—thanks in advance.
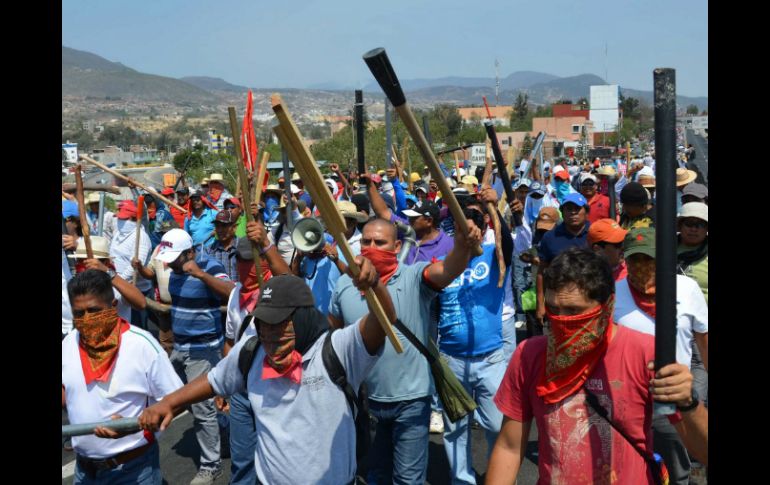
[261,350,303,384]
[536,296,615,404]
[361,247,399,285]
[628,282,656,319]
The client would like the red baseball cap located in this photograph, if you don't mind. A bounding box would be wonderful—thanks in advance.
[116,200,137,220]
[161,187,175,196]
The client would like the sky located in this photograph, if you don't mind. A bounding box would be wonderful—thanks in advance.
[62,0,707,97]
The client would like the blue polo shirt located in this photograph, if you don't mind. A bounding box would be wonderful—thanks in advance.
[184,208,217,247]
[329,262,437,402]
[537,222,591,264]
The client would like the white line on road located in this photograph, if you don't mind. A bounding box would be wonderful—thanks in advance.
[62,410,190,479]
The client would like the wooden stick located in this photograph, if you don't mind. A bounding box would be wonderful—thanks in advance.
[402,138,412,193]
[453,152,462,184]
[483,151,506,288]
[228,107,263,288]
[253,150,271,209]
[132,195,145,285]
[271,94,404,354]
[62,183,121,195]
[391,143,404,182]
[78,155,187,213]
[74,165,93,259]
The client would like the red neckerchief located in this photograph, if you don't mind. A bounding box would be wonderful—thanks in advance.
[628,282,656,319]
[261,350,303,384]
[536,296,614,404]
[239,288,260,313]
[78,319,130,385]
[613,260,628,281]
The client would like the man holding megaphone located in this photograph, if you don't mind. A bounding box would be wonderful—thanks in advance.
[290,200,368,315]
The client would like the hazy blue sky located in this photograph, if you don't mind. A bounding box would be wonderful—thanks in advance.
[63,0,707,96]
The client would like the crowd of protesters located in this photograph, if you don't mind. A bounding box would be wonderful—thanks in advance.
[62,142,708,485]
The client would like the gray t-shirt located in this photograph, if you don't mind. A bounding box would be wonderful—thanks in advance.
[208,322,380,485]
[330,262,437,402]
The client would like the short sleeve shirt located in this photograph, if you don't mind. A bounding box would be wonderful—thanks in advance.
[537,222,591,264]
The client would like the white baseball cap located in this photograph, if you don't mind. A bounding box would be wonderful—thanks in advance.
[156,229,193,263]
[678,202,708,223]
[290,183,301,195]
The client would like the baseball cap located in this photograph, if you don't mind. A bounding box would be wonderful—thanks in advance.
[678,202,708,223]
[224,197,241,209]
[513,177,531,190]
[461,175,479,186]
[528,181,546,196]
[116,200,137,220]
[200,178,210,186]
[156,229,194,263]
[560,193,588,209]
[251,274,315,324]
[161,187,175,196]
[62,201,79,219]
[409,172,421,183]
[403,200,440,221]
[553,165,569,181]
[176,186,190,195]
[414,185,428,194]
[290,183,301,195]
[682,183,708,199]
[535,207,560,231]
[624,227,656,258]
[579,173,598,184]
[587,219,627,245]
[620,182,649,205]
[214,210,236,224]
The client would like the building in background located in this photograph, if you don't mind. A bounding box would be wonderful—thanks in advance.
[589,85,620,145]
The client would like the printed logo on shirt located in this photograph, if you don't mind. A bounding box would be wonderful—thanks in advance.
[302,375,326,391]
[447,261,490,288]
[585,378,604,392]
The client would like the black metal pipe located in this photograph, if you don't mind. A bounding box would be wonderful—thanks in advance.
[653,68,678,384]
[435,144,474,156]
[608,175,617,220]
[484,121,521,226]
[355,90,365,182]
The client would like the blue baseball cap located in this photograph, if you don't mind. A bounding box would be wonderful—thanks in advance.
[62,201,79,219]
[561,193,588,208]
[528,181,546,196]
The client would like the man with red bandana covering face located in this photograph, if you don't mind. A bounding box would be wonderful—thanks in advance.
[62,270,183,485]
[487,248,708,485]
[328,216,483,484]
[613,227,708,485]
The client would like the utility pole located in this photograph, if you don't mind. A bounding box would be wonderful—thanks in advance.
[495,58,500,106]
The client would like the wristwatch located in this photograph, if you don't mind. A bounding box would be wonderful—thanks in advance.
[106,268,117,280]
[676,389,700,413]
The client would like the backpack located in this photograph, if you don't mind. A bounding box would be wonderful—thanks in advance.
[236,328,371,463]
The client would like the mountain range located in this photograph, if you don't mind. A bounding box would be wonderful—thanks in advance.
[62,46,708,112]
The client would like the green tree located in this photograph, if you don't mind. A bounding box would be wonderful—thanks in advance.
[686,104,699,115]
[431,104,463,138]
[521,134,533,159]
[99,124,144,148]
[620,95,641,121]
[62,129,96,152]
[511,93,529,125]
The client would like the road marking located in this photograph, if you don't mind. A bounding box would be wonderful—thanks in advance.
[61,410,190,479]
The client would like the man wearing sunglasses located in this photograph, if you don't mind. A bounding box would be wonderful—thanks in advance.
[579,173,611,223]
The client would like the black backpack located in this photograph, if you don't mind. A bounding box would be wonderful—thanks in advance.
[236,327,371,462]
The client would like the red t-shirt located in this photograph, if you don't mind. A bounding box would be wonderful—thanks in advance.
[587,193,611,224]
[494,325,681,485]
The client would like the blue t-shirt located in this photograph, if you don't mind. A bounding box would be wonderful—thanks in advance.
[329,262,437,402]
[168,253,230,350]
[437,243,508,357]
[184,208,217,248]
[537,222,591,264]
[301,256,342,315]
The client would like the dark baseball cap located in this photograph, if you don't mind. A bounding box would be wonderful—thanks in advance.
[214,210,235,224]
[402,200,440,221]
[624,227,656,258]
[620,182,649,205]
[176,187,190,195]
[251,275,315,324]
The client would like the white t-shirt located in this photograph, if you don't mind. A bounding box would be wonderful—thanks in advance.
[111,219,153,292]
[614,275,708,367]
[149,246,172,303]
[62,249,73,335]
[62,325,183,458]
[225,283,258,342]
[482,228,515,321]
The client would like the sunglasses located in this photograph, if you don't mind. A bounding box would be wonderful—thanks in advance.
[596,241,623,249]
[681,219,706,229]
[581,181,597,186]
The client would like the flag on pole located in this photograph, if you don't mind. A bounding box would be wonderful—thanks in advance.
[241,90,259,173]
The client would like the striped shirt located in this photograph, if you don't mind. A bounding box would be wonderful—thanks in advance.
[204,237,239,282]
[168,254,230,351]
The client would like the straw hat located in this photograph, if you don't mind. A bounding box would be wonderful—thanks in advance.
[69,236,111,259]
[675,168,697,187]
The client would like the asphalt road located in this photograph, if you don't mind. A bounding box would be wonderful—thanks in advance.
[686,129,708,185]
[62,330,541,484]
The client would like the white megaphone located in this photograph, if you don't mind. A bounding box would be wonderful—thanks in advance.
[291,217,326,253]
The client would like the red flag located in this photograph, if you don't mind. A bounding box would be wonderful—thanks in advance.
[241,90,259,173]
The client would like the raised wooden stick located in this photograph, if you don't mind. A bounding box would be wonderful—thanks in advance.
[402,137,412,193]
[74,165,93,259]
[62,183,121,195]
[253,150,271,209]
[132,195,145,285]
[78,155,187,213]
[271,94,403,354]
[453,151,462,184]
[228,107,263,288]
[482,152,506,287]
